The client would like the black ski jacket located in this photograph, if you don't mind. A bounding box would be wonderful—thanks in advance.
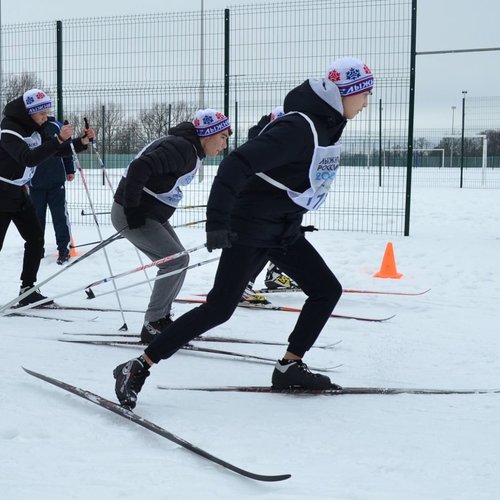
[206,80,347,248]
[114,122,206,222]
[0,97,86,212]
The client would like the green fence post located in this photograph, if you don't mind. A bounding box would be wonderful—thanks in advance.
[460,91,467,188]
[404,0,417,237]
[379,98,383,186]
[56,20,63,122]
[224,8,230,157]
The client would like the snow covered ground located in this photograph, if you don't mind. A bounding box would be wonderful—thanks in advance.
[1,185,499,500]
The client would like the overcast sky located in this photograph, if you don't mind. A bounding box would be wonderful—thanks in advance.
[1,0,499,129]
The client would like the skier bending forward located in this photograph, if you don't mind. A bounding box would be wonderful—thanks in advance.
[113,57,374,408]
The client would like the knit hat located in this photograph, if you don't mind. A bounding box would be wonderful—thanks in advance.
[23,88,53,115]
[325,57,374,96]
[270,106,285,121]
[193,109,231,137]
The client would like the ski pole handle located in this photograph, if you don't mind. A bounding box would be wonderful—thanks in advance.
[83,117,92,140]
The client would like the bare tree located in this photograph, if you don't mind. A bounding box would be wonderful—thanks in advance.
[81,102,125,153]
[437,135,488,158]
[138,100,197,144]
[414,137,432,150]
[114,119,143,154]
[3,72,45,105]
[481,129,500,157]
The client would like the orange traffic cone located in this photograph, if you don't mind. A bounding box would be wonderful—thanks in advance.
[69,235,79,257]
[373,242,402,279]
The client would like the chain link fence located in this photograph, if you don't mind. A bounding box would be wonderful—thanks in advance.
[398,96,500,188]
[4,0,474,235]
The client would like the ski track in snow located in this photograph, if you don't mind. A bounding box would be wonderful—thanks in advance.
[1,186,500,499]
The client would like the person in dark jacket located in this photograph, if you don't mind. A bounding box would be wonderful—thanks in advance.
[247,105,285,141]
[244,104,304,295]
[113,57,374,409]
[30,116,75,265]
[111,109,231,344]
[0,88,95,307]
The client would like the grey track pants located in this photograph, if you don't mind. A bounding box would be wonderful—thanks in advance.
[111,202,189,323]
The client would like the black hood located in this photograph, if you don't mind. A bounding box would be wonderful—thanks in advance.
[168,121,206,160]
[2,96,40,133]
[283,80,346,138]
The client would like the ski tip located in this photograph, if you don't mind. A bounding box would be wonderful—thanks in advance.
[265,473,292,482]
[22,366,40,378]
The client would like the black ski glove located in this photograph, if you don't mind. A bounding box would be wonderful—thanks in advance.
[124,206,146,230]
[206,229,238,252]
[300,225,319,233]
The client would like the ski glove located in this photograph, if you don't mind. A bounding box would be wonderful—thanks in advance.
[300,225,318,233]
[206,229,238,252]
[124,206,146,230]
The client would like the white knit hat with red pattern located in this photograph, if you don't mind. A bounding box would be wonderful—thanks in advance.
[193,109,231,137]
[270,106,285,121]
[23,88,53,115]
[325,57,374,96]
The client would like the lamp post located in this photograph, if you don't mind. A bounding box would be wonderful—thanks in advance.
[460,91,467,188]
[450,105,456,167]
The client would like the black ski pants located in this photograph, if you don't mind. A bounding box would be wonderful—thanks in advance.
[0,206,44,286]
[145,234,342,363]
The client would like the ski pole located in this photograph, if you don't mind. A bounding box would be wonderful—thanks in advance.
[86,257,219,300]
[71,235,124,248]
[70,136,129,331]
[81,207,205,216]
[173,219,206,228]
[84,117,116,194]
[81,209,110,216]
[8,256,219,312]
[71,219,207,249]
[0,229,124,314]
[84,117,154,293]
[84,243,206,296]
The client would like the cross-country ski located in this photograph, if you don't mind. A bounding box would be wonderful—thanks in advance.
[61,331,342,350]
[31,301,395,322]
[223,287,432,296]
[22,367,291,482]
[58,338,342,372]
[174,298,395,322]
[156,385,500,395]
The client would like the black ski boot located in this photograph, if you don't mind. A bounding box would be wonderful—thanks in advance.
[272,359,338,390]
[264,264,299,290]
[56,252,70,265]
[113,356,150,409]
[239,287,271,305]
[18,285,54,308]
[140,315,173,344]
